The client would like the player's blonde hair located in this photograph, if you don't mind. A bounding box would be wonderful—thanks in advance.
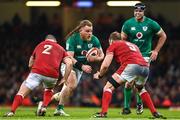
[65,20,92,40]
[109,31,121,41]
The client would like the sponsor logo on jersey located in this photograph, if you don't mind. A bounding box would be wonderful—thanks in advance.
[88,44,93,48]
[77,45,81,49]
[143,26,148,31]
[131,27,136,30]
[136,32,143,39]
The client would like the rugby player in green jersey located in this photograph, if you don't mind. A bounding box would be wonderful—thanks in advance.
[53,20,104,116]
[121,3,167,115]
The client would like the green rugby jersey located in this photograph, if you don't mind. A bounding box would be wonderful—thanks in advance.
[121,16,161,57]
[66,32,102,64]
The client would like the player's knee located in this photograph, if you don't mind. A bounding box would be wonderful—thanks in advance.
[68,85,76,93]
[107,76,120,89]
[104,83,113,91]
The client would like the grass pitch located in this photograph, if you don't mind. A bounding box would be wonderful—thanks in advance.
[0,106,180,120]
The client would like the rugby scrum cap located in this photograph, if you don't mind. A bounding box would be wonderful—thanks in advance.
[134,3,146,10]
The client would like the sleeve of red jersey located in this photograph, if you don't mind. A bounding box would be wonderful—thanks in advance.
[106,44,115,55]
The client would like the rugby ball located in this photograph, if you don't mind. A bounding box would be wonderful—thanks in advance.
[86,47,100,58]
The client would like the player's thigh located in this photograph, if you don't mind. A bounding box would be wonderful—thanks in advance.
[17,82,32,97]
[66,70,78,89]
[135,66,149,86]
[42,76,58,89]
[116,64,137,83]
[104,81,115,91]
[112,73,125,85]
[23,72,42,90]
[61,63,82,87]
[74,68,83,83]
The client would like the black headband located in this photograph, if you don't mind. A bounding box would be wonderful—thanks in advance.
[134,3,146,10]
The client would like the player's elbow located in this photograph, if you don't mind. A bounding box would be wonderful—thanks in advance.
[163,32,167,41]
[160,31,167,41]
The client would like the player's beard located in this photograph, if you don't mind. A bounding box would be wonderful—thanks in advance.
[86,35,92,41]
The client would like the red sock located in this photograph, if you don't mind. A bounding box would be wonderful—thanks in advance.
[43,89,53,107]
[141,92,156,113]
[101,89,112,113]
[11,94,23,113]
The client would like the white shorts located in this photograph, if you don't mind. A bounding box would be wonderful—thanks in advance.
[118,64,149,85]
[24,72,58,90]
[60,63,83,84]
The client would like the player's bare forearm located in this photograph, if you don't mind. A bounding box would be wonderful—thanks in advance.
[63,57,73,81]
[99,53,113,76]
[99,67,108,77]
[154,30,167,52]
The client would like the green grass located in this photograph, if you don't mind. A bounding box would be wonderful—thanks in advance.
[0,106,180,120]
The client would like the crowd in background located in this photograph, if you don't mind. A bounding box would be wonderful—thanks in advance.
[0,12,180,108]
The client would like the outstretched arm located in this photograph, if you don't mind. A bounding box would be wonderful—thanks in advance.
[94,53,113,79]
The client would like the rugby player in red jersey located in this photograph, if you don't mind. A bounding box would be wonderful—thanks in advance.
[4,35,73,117]
[93,32,165,119]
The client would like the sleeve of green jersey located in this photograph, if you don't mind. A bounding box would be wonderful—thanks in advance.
[151,20,161,34]
[121,21,129,35]
[93,36,102,49]
[66,36,75,51]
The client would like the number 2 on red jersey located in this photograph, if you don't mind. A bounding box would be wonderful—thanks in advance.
[42,45,52,54]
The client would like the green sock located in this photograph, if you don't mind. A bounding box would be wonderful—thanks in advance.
[123,88,132,109]
[57,104,64,110]
[136,93,142,104]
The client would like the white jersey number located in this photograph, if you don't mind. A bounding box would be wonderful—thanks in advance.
[42,45,52,54]
[126,42,137,52]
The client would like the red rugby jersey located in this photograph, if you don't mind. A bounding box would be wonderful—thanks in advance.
[31,40,68,78]
[106,40,148,66]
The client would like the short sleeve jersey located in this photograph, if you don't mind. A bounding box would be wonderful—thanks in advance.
[66,32,102,64]
[31,40,68,78]
[121,16,161,57]
[106,41,148,67]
